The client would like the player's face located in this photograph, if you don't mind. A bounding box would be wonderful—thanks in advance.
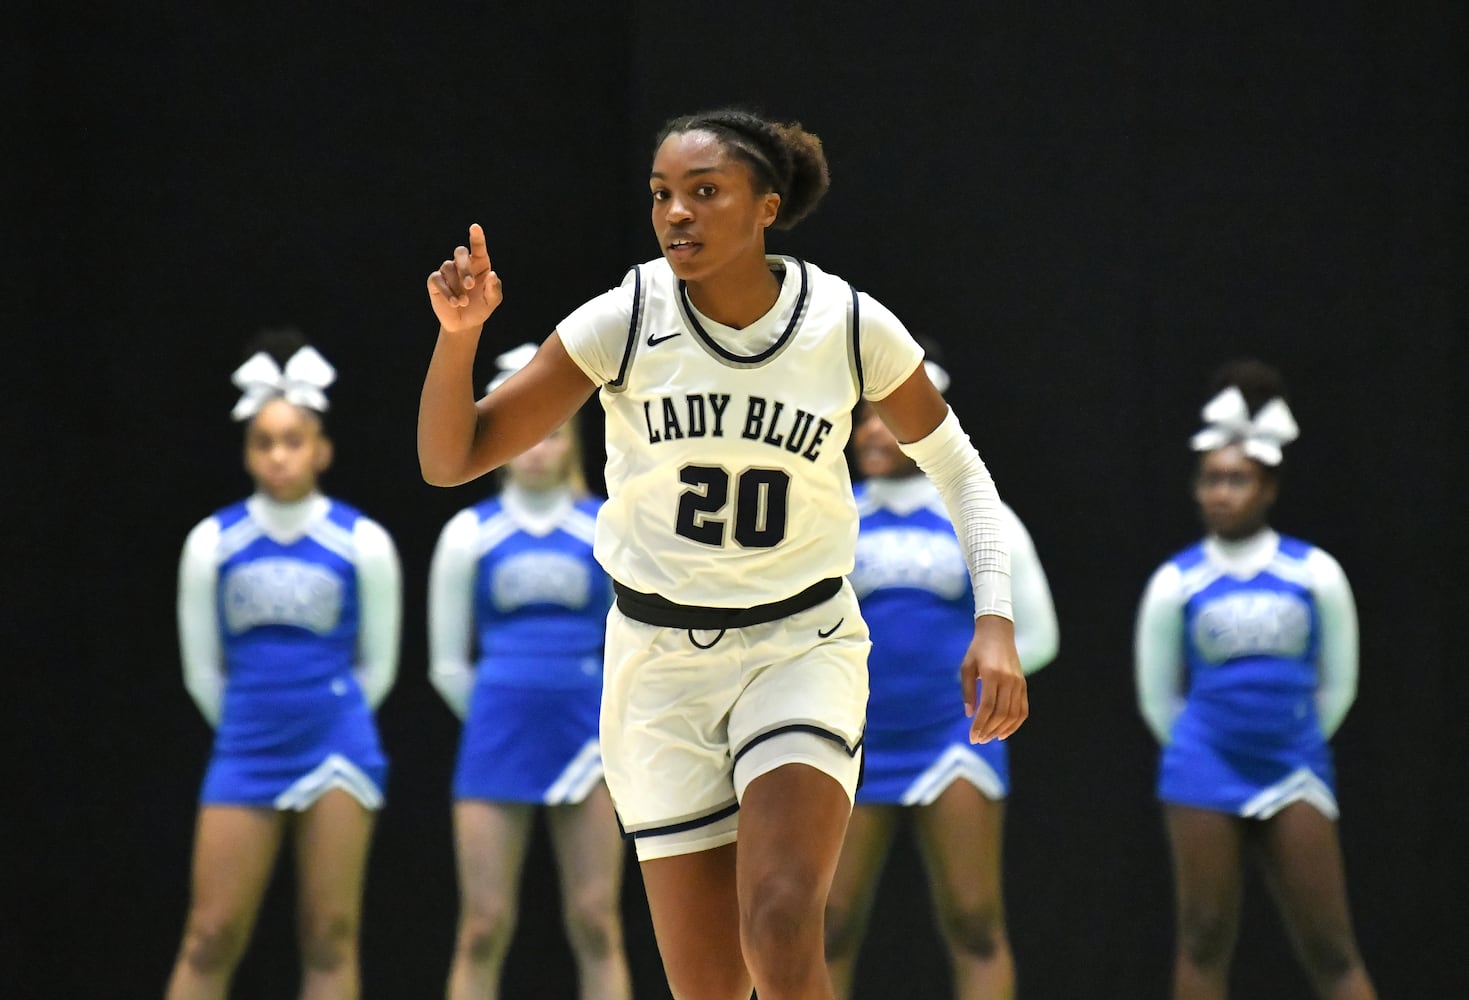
[507,426,575,491]
[243,398,331,503]
[649,130,780,283]
[852,403,917,479]
[1194,444,1276,540]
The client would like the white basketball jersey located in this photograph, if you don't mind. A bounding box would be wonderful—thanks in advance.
[558,255,921,608]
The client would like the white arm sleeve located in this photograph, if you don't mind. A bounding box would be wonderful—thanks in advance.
[1002,504,1059,674]
[427,509,481,720]
[353,518,402,710]
[178,518,225,726]
[1135,562,1187,744]
[1308,548,1359,737]
[898,407,1011,620]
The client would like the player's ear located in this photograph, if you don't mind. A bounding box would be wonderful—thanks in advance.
[758,192,780,230]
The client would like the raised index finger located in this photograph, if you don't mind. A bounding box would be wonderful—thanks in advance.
[468,223,491,270]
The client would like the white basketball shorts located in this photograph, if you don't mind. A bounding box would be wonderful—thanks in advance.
[600,579,870,861]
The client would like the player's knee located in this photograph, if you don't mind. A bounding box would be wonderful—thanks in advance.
[178,911,251,973]
[298,910,357,972]
[1176,906,1237,969]
[936,897,1007,960]
[742,869,825,979]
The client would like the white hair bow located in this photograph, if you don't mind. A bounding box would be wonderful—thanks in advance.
[487,343,539,393]
[230,346,336,422]
[1189,386,1299,466]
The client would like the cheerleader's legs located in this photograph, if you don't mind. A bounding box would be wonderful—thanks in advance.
[166,805,286,1000]
[1165,805,1244,1000]
[446,800,535,1000]
[546,782,634,1000]
[913,783,1013,1000]
[1257,802,1377,1000]
[293,788,376,1000]
[822,804,900,999]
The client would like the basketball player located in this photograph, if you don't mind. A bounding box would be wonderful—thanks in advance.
[824,354,1059,1000]
[1134,360,1375,999]
[418,109,1027,1000]
[168,331,401,1000]
[430,345,631,1000]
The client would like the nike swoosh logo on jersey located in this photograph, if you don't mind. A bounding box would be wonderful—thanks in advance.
[817,618,844,639]
[647,331,682,347]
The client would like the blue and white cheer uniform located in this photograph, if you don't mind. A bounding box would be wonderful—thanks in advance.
[429,484,611,804]
[178,492,401,810]
[852,476,1058,805]
[1135,529,1360,818]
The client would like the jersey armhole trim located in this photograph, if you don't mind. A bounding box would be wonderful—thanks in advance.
[608,265,643,392]
[848,284,865,397]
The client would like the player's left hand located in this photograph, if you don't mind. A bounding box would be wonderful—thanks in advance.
[961,615,1028,743]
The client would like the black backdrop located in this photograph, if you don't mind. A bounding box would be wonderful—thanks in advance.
[9,3,1466,997]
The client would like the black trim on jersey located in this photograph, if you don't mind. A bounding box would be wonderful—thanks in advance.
[628,801,741,840]
[731,724,864,769]
[614,576,841,630]
[609,264,643,390]
[848,283,865,397]
[677,257,809,364]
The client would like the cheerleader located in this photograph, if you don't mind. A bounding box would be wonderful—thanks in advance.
[167,332,400,1000]
[1134,360,1375,1000]
[430,345,631,1000]
[824,355,1058,1000]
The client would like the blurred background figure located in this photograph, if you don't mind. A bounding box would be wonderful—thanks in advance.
[825,349,1059,1000]
[1134,359,1376,1000]
[428,345,631,1000]
[168,330,402,1000]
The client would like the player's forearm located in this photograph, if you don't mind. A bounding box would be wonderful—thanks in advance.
[418,326,487,486]
[899,408,1012,620]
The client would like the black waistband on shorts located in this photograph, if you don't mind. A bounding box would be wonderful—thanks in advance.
[613,577,843,630]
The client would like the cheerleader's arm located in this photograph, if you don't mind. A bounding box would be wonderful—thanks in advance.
[178,518,225,726]
[427,509,481,720]
[1002,504,1059,674]
[1309,548,1360,738]
[1135,563,1187,744]
[353,517,402,710]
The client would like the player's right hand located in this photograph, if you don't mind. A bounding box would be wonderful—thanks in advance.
[427,223,504,333]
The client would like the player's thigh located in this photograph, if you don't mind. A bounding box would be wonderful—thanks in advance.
[738,762,853,918]
[640,844,748,997]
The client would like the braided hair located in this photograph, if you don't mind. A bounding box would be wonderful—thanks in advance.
[656,108,831,230]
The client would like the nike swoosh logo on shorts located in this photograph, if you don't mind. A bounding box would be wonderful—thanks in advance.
[817,618,844,639]
[647,331,682,347]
